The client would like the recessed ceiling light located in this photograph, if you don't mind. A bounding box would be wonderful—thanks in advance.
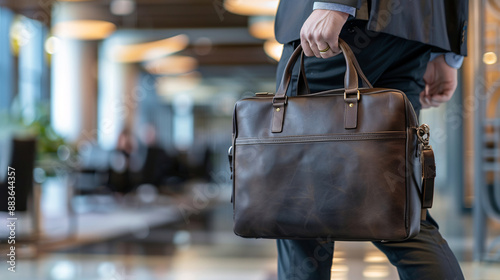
[483,52,497,65]
[111,35,189,63]
[144,56,198,75]
[249,16,275,39]
[52,20,116,40]
[45,36,61,54]
[264,39,283,61]
[224,0,279,16]
[157,72,202,95]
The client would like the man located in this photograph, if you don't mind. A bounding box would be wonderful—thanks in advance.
[274,0,468,279]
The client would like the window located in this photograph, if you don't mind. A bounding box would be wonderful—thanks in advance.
[0,8,14,111]
[18,16,48,123]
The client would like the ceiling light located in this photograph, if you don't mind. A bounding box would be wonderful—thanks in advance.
[144,56,198,75]
[483,52,497,65]
[112,35,189,63]
[10,16,31,56]
[45,36,61,54]
[264,39,283,61]
[224,0,279,16]
[157,72,202,95]
[52,20,116,40]
[249,16,275,39]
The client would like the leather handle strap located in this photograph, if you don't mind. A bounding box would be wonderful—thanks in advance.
[339,39,373,89]
[421,147,436,209]
[276,39,373,98]
[272,39,373,133]
[297,55,372,95]
[297,51,310,96]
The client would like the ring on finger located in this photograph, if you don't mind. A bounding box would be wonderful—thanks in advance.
[319,45,330,53]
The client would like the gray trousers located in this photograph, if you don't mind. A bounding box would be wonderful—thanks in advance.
[276,20,465,280]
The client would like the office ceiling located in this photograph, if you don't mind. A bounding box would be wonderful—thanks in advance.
[0,0,251,29]
[0,0,254,28]
[0,0,277,80]
[120,0,249,29]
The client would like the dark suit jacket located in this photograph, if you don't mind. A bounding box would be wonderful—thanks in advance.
[275,0,468,55]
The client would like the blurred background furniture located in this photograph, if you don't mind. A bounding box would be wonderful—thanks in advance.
[0,136,39,256]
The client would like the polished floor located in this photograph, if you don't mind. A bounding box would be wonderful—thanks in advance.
[2,189,500,280]
[3,234,500,280]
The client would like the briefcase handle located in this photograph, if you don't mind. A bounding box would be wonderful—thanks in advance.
[275,38,372,99]
[270,39,374,132]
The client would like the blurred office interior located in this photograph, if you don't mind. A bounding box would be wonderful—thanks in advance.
[1,0,500,279]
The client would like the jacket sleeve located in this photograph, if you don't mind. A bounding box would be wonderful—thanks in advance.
[315,0,361,8]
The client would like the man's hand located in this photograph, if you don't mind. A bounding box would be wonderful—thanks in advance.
[300,10,349,58]
[419,55,458,108]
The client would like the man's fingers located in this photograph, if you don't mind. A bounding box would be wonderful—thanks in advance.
[301,40,315,57]
[309,40,323,58]
[421,84,446,108]
[420,91,431,108]
[326,38,341,53]
[429,92,453,103]
[322,39,341,58]
[423,83,431,98]
[429,100,443,107]
[421,90,451,108]
[300,29,315,57]
[299,10,349,58]
[300,34,321,57]
[306,29,330,58]
[301,37,340,59]
[300,30,314,56]
[419,91,442,108]
[318,43,334,58]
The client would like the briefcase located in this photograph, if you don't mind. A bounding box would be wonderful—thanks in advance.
[229,39,436,241]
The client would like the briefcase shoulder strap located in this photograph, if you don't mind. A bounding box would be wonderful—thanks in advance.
[417,124,436,214]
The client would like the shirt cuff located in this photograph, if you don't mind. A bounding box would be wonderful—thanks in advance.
[313,2,356,17]
[430,52,464,69]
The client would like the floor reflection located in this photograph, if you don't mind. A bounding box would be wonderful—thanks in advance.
[1,194,500,280]
[6,240,500,280]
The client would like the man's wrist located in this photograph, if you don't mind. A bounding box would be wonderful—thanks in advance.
[313,2,356,17]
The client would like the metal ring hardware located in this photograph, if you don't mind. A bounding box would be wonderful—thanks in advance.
[417,124,431,146]
[344,90,360,101]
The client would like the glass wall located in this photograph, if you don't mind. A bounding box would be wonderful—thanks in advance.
[0,8,14,112]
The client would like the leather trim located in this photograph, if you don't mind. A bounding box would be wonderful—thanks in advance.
[236,131,406,145]
[421,148,436,208]
[344,97,358,129]
[271,103,286,133]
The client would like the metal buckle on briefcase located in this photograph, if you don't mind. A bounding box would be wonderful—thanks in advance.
[272,95,287,106]
[344,90,360,101]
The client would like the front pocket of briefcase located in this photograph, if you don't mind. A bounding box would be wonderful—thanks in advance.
[233,131,410,241]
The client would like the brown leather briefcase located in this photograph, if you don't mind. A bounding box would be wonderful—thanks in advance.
[229,39,436,241]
